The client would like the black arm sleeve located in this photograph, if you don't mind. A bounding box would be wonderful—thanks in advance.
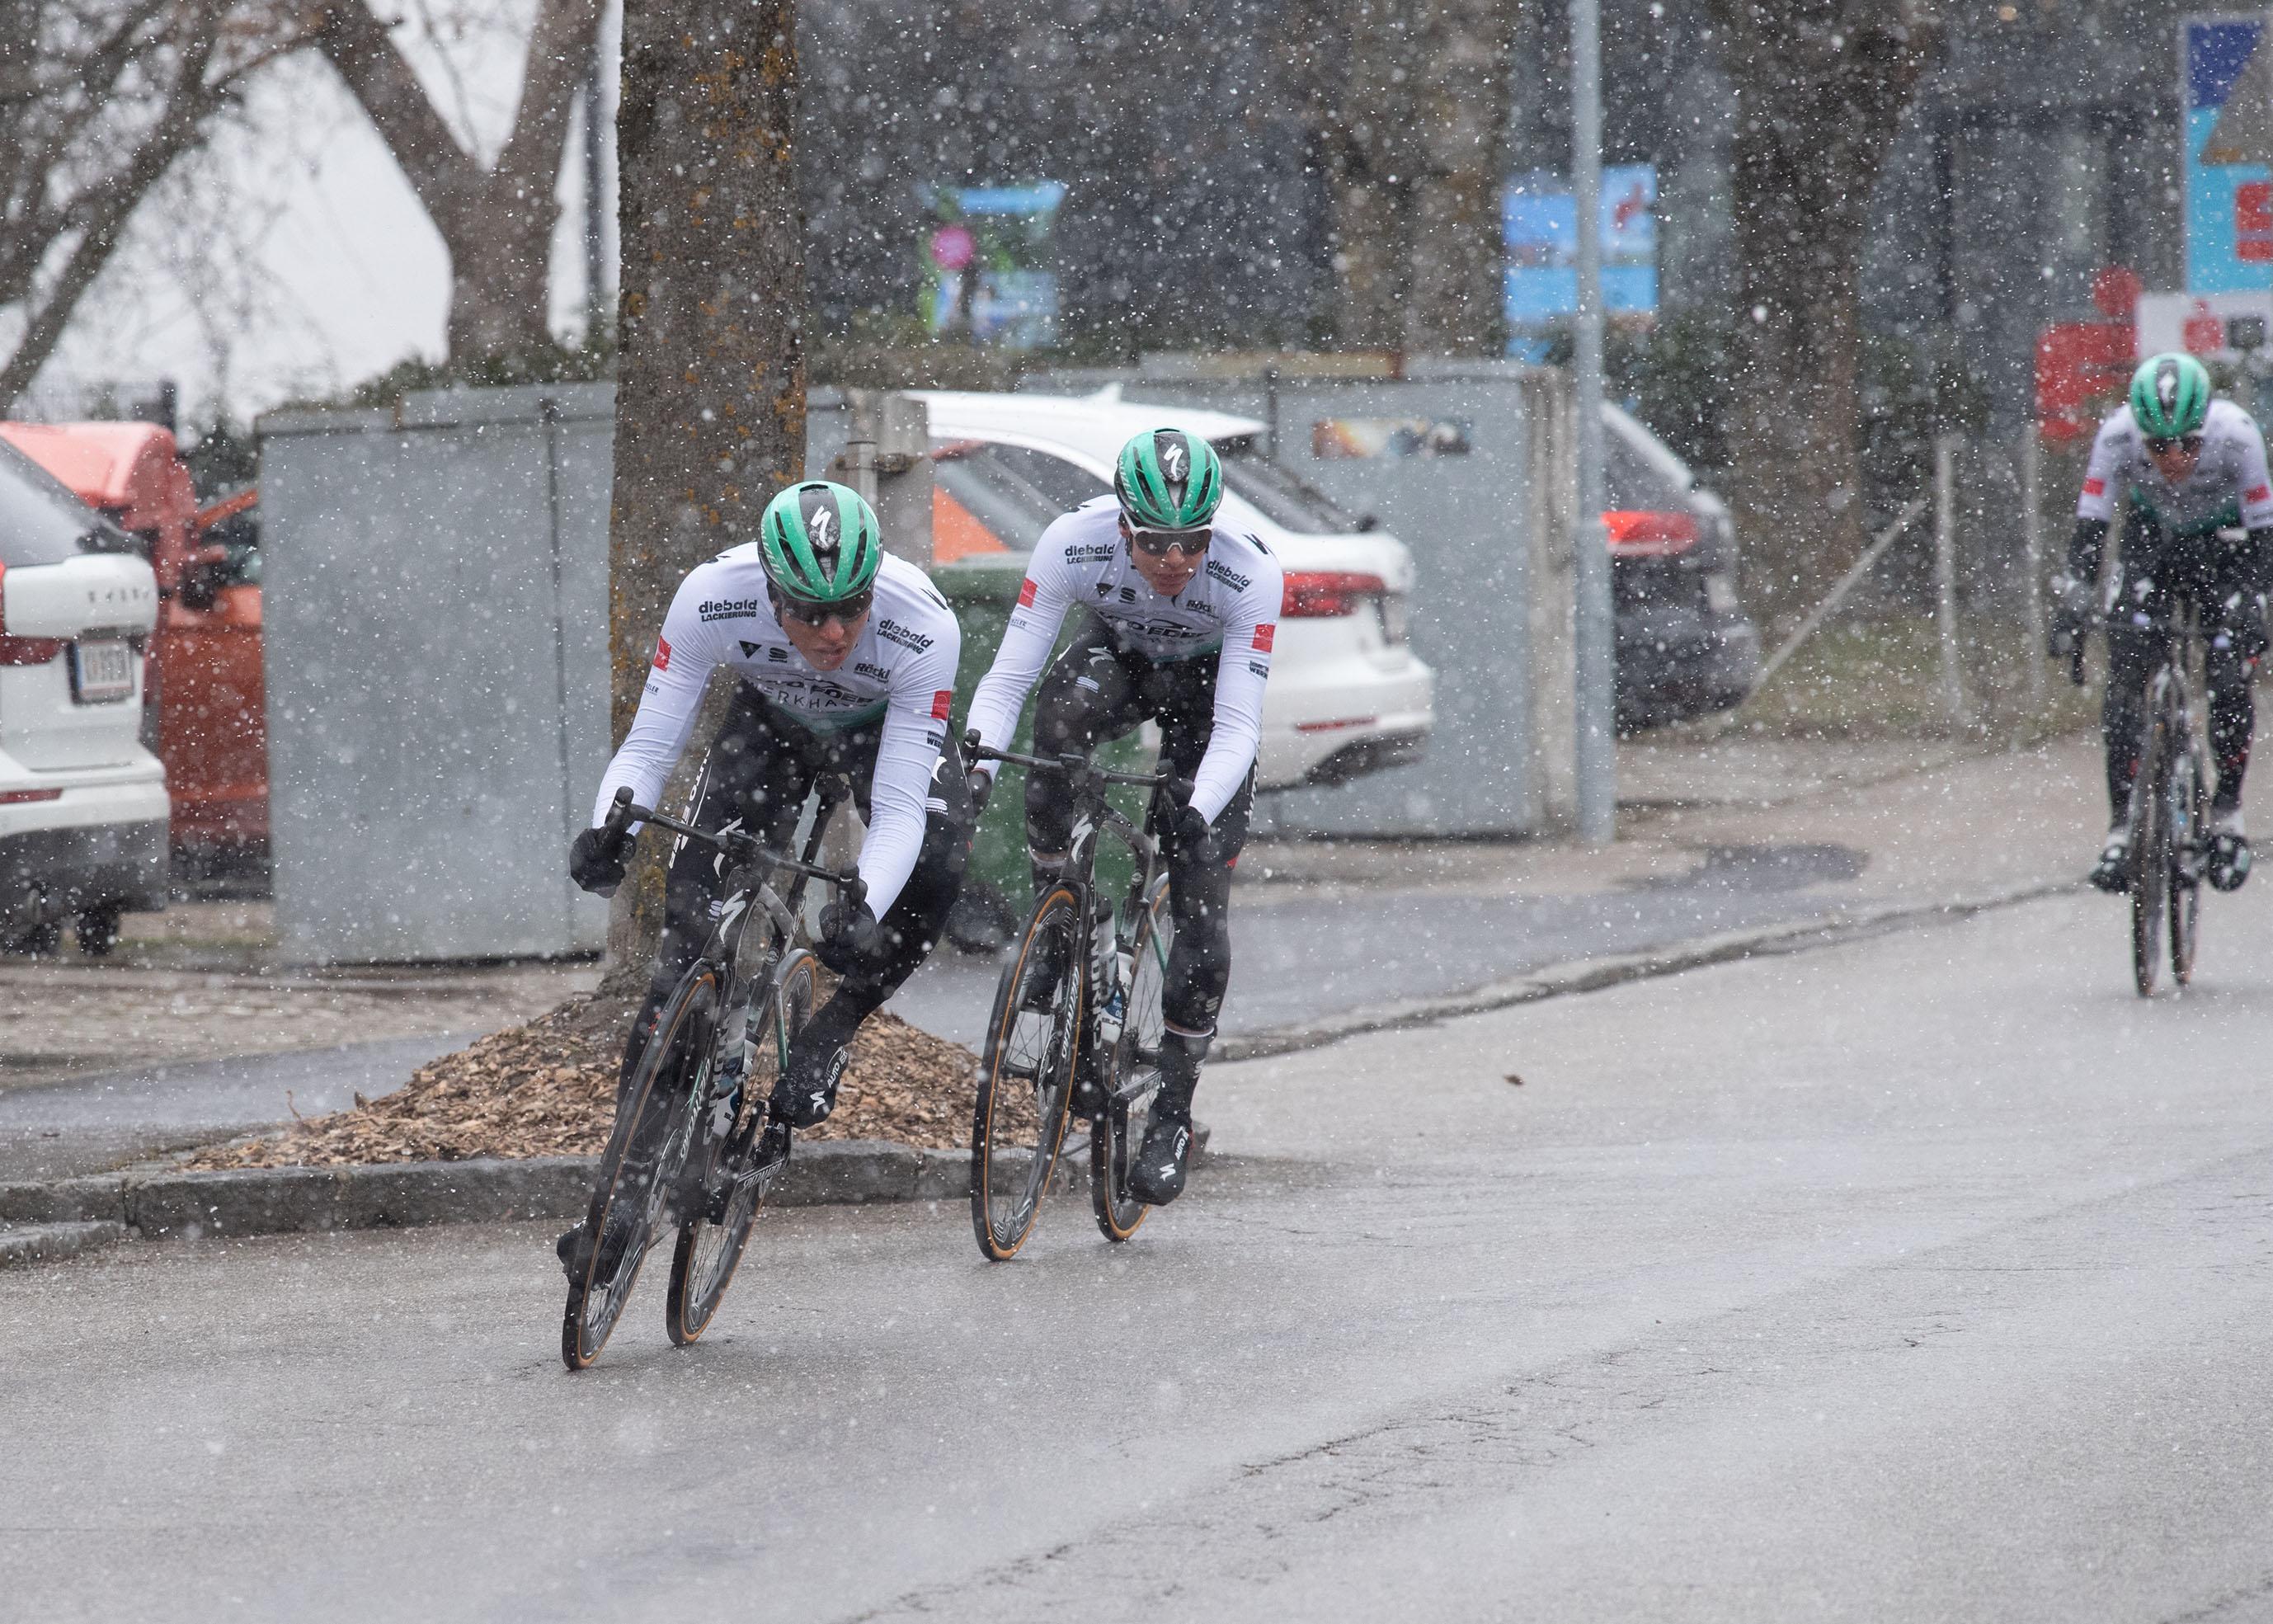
[2068,517,2110,585]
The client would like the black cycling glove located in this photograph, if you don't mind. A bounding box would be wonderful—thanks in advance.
[568,824,630,897]
[816,899,887,975]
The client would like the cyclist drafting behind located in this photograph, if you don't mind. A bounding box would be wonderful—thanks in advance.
[964,427,1282,1207]
[2051,352,2273,894]
[568,479,972,1139]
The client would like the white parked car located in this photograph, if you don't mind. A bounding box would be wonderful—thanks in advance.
[0,439,165,954]
[915,389,1436,788]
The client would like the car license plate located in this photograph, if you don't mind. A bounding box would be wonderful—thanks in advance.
[70,639,134,704]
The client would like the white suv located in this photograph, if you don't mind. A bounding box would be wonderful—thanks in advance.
[0,439,165,954]
[916,389,1436,788]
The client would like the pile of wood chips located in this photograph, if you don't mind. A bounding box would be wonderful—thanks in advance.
[188,989,981,1169]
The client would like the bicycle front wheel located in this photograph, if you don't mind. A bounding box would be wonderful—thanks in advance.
[970,885,1082,1260]
[2129,727,2170,999]
[562,966,718,1371]
[666,948,816,1347]
[1094,878,1173,1243]
[2170,737,2204,986]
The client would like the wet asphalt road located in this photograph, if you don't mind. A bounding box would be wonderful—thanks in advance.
[9,886,2273,1620]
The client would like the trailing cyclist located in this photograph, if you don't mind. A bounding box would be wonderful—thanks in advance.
[2050,352,2273,894]
[567,480,972,1167]
[964,427,1282,1207]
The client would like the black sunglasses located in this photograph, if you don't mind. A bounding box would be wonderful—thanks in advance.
[770,586,873,626]
[2147,433,2205,455]
[1123,520,1212,558]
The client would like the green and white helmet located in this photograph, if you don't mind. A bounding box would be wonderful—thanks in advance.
[759,480,882,605]
[1114,427,1223,531]
[2130,352,2213,440]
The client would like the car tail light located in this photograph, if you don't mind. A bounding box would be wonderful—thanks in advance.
[1282,571,1387,618]
[1602,510,1699,558]
[0,788,62,805]
[0,565,65,666]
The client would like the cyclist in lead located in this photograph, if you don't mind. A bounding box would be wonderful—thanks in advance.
[566,479,973,1157]
[2052,352,2273,894]
[965,427,1282,1207]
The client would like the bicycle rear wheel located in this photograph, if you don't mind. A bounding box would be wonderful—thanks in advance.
[1094,878,1172,1243]
[2129,728,2170,999]
[562,966,718,1370]
[666,948,816,1347]
[970,885,1082,1260]
[2169,737,2204,986]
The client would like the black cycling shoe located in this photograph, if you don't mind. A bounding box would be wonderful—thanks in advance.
[2088,832,2130,894]
[555,1223,592,1283]
[769,998,864,1128]
[2210,831,2253,892]
[1125,1114,1193,1206]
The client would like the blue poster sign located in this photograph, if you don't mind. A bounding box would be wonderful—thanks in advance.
[2184,15,2273,292]
[1502,164,1658,348]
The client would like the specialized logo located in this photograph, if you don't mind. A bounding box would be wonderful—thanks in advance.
[652,637,672,671]
[810,505,837,553]
[1160,440,1188,482]
[2158,367,2181,412]
[875,616,935,654]
[699,597,763,622]
[1206,558,1251,593]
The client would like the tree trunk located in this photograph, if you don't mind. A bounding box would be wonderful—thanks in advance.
[1707,0,1937,629]
[312,0,604,365]
[601,0,807,990]
[1311,0,1513,356]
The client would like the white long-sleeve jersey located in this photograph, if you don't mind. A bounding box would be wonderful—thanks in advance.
[964,497,1281,824]
[591,548,959,917]
[2078,398,2273,538]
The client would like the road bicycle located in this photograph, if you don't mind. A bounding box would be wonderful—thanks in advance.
[2114,603,2212,997]
[962,731,1179,1259]
[561,781,863,1370]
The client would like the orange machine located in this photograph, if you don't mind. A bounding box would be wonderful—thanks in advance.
[0,421,267,855]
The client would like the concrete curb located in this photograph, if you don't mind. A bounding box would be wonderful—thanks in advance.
[1215,878,2078,1063]
[0,1141,981,1240]
[0,1219,127,1268]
